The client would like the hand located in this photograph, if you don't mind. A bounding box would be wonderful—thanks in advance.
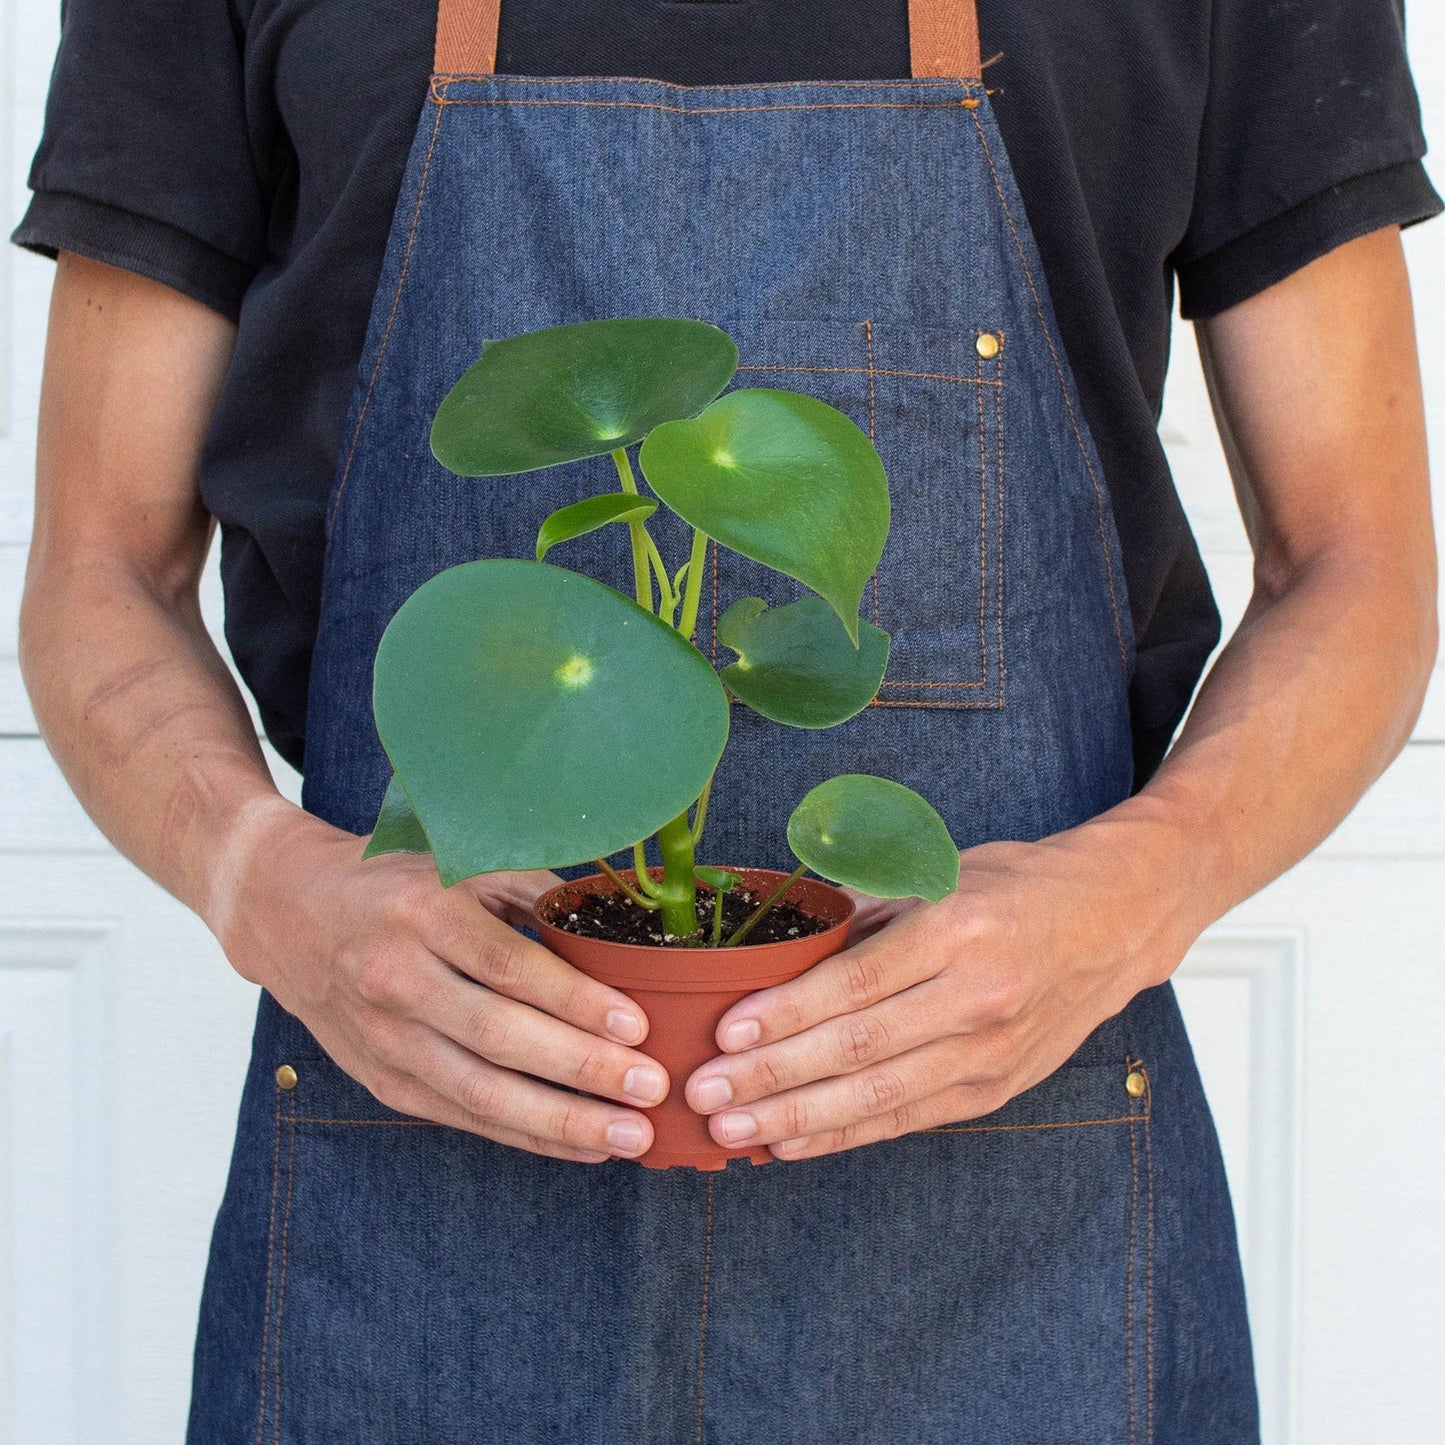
[684,823,1194,1160]
[209,798,670,1163]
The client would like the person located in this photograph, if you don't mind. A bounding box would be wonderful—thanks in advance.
[13,0,1438,1440]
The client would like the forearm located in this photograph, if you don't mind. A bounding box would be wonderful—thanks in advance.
[1079,551,1436,962]
[19,554,298,929]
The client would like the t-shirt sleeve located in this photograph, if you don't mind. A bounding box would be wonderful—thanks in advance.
[10,0,266,321]
[1174,0,1442,319]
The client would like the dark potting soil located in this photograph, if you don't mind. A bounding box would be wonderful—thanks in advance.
[547,882,830,948]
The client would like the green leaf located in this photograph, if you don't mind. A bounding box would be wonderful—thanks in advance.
[363,773,433,859]
[374,559,730,885]
[536,494,658,561]
[431,319,739,476]
[639,388,889,643]
[787,775,959,902]
[718,595,889,728]
[695,866,741,892]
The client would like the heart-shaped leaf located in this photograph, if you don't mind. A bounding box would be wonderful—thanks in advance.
[363,773,432,859]
[639,388,889,643]
[374,559,730,885]
[536,494,658,561]
[787,775,959,902]
[432,319,739,476]
[718,595,889,728]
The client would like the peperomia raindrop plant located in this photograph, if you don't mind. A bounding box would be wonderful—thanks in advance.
[364,318,960,943]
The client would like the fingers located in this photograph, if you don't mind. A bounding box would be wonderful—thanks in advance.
[767,1078,1005,1161]
[417,883,651,1046]
[384,1033,657,1161]
[464,868,566,931]
[419,962,670,1109]
[712,902,953,1053]
[686,976,951,1115]
[691,1037,1003,1153]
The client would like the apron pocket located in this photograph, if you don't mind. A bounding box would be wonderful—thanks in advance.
[700,317,1006,709]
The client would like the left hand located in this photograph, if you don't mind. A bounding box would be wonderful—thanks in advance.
[684,826,1194,1160]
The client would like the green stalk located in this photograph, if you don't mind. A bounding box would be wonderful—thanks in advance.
[611,448,654,614]
[677,528,710,641]
[595,856,660,910]
[654,809,700,938]
[723,864,808,948]
[632,841,666,898]
[690,775,713,848]
[711,886,726,947]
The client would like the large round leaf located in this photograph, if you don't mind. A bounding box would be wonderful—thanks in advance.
[718,595,889,728]
[638,388,889,643]
[787,775,959,902]
[431,319,739,476]
[374,560,730,884]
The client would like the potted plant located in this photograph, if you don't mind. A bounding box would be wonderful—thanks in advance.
[364,318,960,1169]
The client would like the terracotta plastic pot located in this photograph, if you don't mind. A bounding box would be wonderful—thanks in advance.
[534,867,854,1171]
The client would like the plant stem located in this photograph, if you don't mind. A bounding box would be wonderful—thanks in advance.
[690,774,713,848]
[677,528,710,641]
[632,841,666,897]
[654,809,701,938]
[611,448,654,614]
[594,856,660,910]
[642,531,678,623]
[723,864,808,948]
[711,886,725,947]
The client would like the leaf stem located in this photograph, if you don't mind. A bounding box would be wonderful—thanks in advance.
[632,841,666,897]
[690,774,713,848]
[655,810,701,938]
[594,856,660,910]
[612,448,655,614]
[677,528,710,641]
[723,864,808,947]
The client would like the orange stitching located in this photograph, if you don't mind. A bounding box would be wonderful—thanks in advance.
[994,336,1006,700]
[270,1092,297,1445]
[292,1116,441,1125]
[1127,1084,1139,1445]
[327,100,445,532]
[975,345,989,688]
[966,106,1130,677]
[923,1109,1147,1134]
[864,322,880,627]
[254,1084,283,1445]
[736,362,1000,387]
[432,74,986,94]
[709,537,719,665]
[432,94,979,116]
[873,696,1004,709]
[1142,1066,1155,1441]
[694,1176,715,1445]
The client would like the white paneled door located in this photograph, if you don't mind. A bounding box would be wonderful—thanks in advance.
[3,4,1444,1442]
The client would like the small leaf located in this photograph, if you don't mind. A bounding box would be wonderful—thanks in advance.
[718,595,889,729]
[640,388,889,643]
[787,775,959,902]
[374,559,730,885]
[432,318,739,476]
[536,494,658,561]
[363,773,432,859]
[695,866,741,892]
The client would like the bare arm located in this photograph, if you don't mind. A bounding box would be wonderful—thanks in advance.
[682,226,1438,1156]
[22,253,669,1161]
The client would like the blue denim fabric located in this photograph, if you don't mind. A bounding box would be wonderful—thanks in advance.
[188,73,1259,1443]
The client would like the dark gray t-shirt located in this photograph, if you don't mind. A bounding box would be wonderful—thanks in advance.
[14,0,1440,783]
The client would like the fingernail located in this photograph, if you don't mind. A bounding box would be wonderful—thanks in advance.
[623,1066,667,1105]
[606,1008,645,1044]
[693,1074,733,1112]
[722,1018,761,1051]
[773,1137,811,1158]
[606,1119,647,1155]
[717,1112,758,1144]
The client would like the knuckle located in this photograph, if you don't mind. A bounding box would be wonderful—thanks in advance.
[842,952,887,1009]
[456,1068,502,1122]
[471,934,528,993]
[463,996,512,1061]
[354,950,405,1008]
[549,1099,592,1147]
[779,1096,812,1139]
[974,973,1026,1025]
[748,1051,790,1099]
[885,1101,919,1139]
[855,1066,907,1117]
[839,1012,892,1069]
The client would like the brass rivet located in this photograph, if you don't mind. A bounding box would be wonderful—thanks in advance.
[1125,1069,1147,1098]
[975,332,1001,360]
[276,1064,298,1091]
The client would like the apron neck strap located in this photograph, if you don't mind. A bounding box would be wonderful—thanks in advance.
[434,0,982,81]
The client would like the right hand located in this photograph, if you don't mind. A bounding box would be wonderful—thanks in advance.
[208,796,669,1163]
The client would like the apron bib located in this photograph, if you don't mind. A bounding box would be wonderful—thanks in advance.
[189,3,1259,1440]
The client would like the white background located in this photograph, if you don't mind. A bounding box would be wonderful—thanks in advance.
[2,6,1444,1442]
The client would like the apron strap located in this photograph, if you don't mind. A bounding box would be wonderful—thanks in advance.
[434,0,982,82]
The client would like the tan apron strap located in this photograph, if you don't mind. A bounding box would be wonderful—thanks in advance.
[434,0,981,80]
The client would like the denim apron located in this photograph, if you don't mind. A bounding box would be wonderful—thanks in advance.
[188,2,1260,1440]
